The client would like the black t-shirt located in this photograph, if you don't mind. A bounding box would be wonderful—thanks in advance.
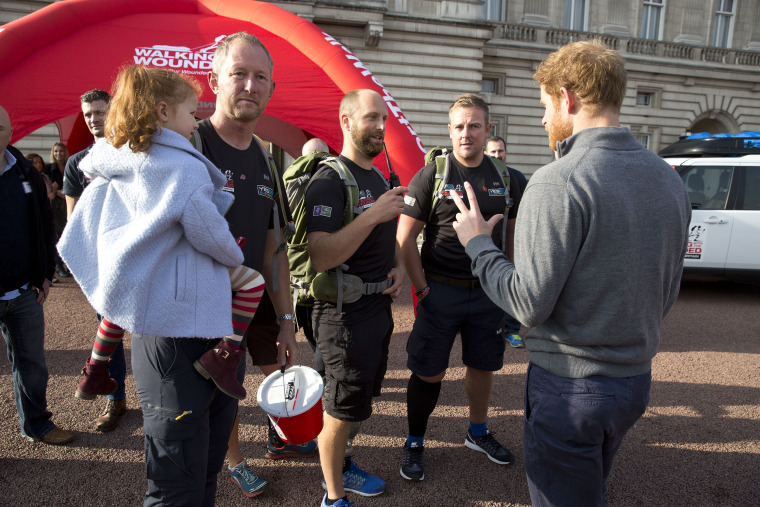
[305,156,396,312]
[197,119,288,272]
[403,154,521,279]
[45,163,64,188]
[62,145,93,197]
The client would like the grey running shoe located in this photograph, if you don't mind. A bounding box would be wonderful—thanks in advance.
[229,459,267,497]
[465,428,513,465]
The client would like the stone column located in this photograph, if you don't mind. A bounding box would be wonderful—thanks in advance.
[742,0,760,50]
[600,0,632,36]
[673,0,708,45]
[521,0,551,27]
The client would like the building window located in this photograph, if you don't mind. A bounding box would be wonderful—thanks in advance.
[563,0,587,31]
[482,0,505,22]
[712,0,734,48]
[635,133,650,149]
[481,77,500,95]
[640,0,664,40]
[636,91,653,107]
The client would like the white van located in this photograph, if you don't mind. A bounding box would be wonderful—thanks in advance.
[659,134,760,281]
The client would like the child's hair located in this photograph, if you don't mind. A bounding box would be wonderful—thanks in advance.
[106,66,201,153]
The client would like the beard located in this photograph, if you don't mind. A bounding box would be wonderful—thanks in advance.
[547,107,574,150]
[351,127,384,158]
[225,96,264,123]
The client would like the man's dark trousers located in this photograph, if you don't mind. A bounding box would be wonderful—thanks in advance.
[523,362,651,507]
[132,334,238,507]
[0,287,55,439]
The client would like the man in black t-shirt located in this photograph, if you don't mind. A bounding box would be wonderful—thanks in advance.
[306,89,407,507]
[63,90,110,219]
[396,94,520,482]
[194,32,304,501]
[61,89,130,434]
[485,135,528,349]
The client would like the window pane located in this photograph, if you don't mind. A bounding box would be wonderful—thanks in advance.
[640,3,661,40]
[716,0,733,13]
[481,78,497,94]
[483,0,504,21]
[564,0,586,30]
[681,167,733,209]
[713,15,730,47]
[636,92,652,106]
[564,0,573,28]
[574,0,585,30]
[741,167,760,210]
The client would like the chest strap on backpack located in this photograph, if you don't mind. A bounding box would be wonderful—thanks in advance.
[327,160,392,312]
[486,156,513,253]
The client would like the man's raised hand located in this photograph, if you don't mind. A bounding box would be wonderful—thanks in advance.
[366,185,408,225]
[450,181,503,247]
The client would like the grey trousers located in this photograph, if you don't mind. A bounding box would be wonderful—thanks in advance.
[132,334,239,507]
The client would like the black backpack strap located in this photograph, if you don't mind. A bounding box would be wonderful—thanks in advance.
[428,151,450,221]
[252,136,292,293]
[485,156,514,251]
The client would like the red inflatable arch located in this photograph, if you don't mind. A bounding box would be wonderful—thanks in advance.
[0,0,425,181]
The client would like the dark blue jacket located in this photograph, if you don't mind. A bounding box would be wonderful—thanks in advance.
[5,145,56,289]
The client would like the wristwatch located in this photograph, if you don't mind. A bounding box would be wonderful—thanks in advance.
[277,313,296,324]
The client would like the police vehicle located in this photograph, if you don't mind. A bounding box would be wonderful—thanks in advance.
[659,133,760,281]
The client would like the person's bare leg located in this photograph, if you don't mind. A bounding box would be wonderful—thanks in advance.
[225,365,277,467]
[226,414,243,466]
[465,367,493,424]
[319,412,350,500]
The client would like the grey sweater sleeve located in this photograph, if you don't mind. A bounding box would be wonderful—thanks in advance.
[465,180,580,328]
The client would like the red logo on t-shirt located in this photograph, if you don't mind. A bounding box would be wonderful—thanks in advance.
[223,170,235,193]
[358,189,375,209]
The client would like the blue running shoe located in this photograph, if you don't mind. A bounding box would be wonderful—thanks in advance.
[505,334,524,348]
[266,438,318,459]
[322,460,385,497]
[321,493,355,507]
[229,459,267,497]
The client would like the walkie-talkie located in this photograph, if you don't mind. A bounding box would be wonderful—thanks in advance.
[383,142,401,188]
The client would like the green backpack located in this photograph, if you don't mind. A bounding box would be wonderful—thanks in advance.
[283,152,390,310]
[424,147,514,245]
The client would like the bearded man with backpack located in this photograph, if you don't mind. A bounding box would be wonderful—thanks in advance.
[396,93,522,482]
[304,89,407,507]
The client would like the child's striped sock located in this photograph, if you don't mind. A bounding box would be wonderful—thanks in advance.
[90,318,124,365]
[226,265,266,347]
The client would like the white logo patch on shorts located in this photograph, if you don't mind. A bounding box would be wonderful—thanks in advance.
[313,205,332,218]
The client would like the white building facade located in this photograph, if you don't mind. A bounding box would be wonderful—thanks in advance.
[6,0,760,174]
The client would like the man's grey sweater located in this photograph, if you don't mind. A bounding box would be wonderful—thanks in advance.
[465,127,691,378]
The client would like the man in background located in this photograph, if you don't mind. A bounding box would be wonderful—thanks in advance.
[484,135,526,348]
[62,89,129,434]
[0,104,74,446]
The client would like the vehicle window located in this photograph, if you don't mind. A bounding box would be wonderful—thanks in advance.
[741,166,760,210]
[680,166,734,209]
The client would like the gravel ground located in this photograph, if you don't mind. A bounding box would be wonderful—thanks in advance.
[1,278,758,506]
